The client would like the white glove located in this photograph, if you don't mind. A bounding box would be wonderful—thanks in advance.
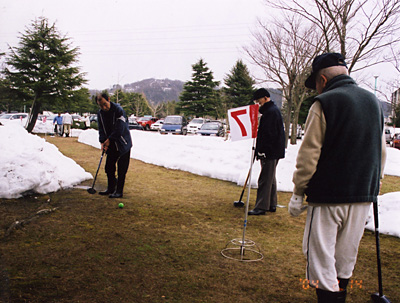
[288,194,307,217]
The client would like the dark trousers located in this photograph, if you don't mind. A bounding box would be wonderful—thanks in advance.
[105,148,131,194]
[254,158,278,211]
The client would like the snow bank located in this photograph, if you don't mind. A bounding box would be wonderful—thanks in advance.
[0,124,92,199]
[366,192,400,238]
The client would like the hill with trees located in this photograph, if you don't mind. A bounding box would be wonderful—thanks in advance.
[111,78,184,105]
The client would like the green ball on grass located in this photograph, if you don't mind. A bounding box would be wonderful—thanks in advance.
[118,203,124,208]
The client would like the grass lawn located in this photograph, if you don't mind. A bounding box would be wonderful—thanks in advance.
[0,136,399,303]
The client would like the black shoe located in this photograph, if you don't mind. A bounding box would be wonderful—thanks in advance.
[109,192,123,198]
[268,207,276,212]
[316,288,346,303]
[248,209,266,216]
[99,189,114,196]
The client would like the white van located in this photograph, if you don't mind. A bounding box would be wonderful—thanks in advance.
[187,118,209,134]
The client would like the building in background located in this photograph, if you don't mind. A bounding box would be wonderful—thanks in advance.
[391,88,399,127]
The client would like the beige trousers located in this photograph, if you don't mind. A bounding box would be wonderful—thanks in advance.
[302,202,371,291]
[63,124,71,135]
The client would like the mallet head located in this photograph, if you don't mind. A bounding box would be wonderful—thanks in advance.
[87,187,96,194]
[233,201,244,207]
[371,293,391,303]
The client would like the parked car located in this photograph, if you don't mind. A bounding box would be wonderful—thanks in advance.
[128,121,144,130]
[48,114,58,124]
[187,118,209,134]
[89,115,97,123]
[160,115,187,135]
[0,113,29,120]
[197,122,225,137]
[128,115,137,124]
[72,114,82,122]
[37,115,49,121]
[0,113,29,125]
[385,129,393,144]
[393,133,400,150]
[137,116,158,131]
[151,119,164,131]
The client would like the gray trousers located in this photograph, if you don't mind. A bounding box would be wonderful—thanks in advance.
[55,124,63,136]
[254,158,278,211]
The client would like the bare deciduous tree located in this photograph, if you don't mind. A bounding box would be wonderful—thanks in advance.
[389,45,400,74]
[149,102,164,118]
[245,15,323,145]
[248,0,400,144]
[265,0,400,73]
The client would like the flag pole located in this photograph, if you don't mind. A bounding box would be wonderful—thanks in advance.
[221,103,262,262]
[240,138,256,259]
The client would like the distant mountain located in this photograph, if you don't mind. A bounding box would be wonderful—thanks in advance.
[118,78,185,105]
[92,78,286,109]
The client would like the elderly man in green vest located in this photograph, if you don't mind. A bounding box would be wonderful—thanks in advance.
[289,53,387,303]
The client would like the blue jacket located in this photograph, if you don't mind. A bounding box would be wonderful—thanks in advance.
[53,115,63,125]
[98,102,132,156]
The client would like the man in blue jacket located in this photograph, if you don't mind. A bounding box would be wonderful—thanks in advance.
[53,113,63,136]
[248,88,285,215]
[96,93,133,198]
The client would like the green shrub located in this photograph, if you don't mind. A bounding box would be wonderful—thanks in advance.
[91,122,98,130]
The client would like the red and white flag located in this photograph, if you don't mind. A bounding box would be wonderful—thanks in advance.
[227,104,259,141]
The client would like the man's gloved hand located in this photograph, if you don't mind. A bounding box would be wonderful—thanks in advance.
[288,194,307,217]
[257,152,266,160]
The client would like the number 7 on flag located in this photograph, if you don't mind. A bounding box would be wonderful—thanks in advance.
[227,104,259,142]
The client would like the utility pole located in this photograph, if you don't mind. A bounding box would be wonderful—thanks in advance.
[116,73,125,104]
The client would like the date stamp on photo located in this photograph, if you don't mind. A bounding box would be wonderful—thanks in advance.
[300,279,363,290]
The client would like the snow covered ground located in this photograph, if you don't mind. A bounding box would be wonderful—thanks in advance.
[1,123,400,238]
[0,123,91,199]
[78,128,400,190]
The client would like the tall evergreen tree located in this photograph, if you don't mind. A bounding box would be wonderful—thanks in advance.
[178,59,220,117]
[4,17,86,132]
[0,78,21,113]
[69,88,93,114]
[223,60,256,108]
[46,87,93,114]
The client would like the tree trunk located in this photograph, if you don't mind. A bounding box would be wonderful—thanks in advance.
[290,114,299,145]
[26,96,41,133]
[284,100,292,149]
[290,103,303,145]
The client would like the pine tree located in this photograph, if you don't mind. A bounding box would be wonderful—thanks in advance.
[223,60,256,108]
[178,59,220,117]
[0,52,20,112]
[4,17,86,132]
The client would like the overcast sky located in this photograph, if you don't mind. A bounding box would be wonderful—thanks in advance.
[0,0,268,90]
[0,0,398,98]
